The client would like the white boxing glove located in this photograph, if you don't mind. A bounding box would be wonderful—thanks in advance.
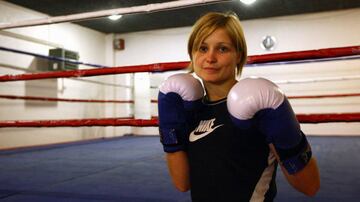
[227,77,284,121]
[158,73,204,152]
[227,77,312,174]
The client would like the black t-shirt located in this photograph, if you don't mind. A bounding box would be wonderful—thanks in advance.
[187,98,277,202]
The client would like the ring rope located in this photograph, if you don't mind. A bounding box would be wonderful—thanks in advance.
[274,75,360,84]
[0,46,106,68]
[288,93,360,99]
[0,61,189,82]
[1,45,359,69]
[246,55,360,67]
[247,45,360,64]
[72,78,133,88]
[0,113,359,128]
[2,92,359,104]
[1,44,359,127]
[1,45,359,82]
[0,95,134,103]
[0,118,158,127]
[0,62,132,88]
[0,0,227,30]
[296,113,360,123]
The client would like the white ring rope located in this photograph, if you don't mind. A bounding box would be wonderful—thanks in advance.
[0,0,228,30]
[274,75,360,84]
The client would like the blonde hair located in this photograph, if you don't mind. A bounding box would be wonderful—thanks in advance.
[187,12,247,75]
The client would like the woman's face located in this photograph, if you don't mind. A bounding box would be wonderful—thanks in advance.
[193,28,240,85]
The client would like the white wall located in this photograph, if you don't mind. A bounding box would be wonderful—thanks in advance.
[241,9,360,135]
[114,27,191,135]
[115,8,360,136]
[0,3,359,150]
[0,2,131,149]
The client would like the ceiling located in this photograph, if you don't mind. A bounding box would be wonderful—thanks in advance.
[5,0,360,34]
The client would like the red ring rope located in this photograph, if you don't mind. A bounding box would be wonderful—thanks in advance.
[1,45,359,127]
[288,93,360,99]
[0,61,189,82]
[296,113,360,123]
[2,92,359,104]
[0,113,359,128]
[1,45,359,82]
[0,118,157,127]
[247,45,360,64]
[0,95,134,103]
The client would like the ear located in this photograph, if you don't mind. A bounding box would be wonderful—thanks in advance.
[236,52,242,65]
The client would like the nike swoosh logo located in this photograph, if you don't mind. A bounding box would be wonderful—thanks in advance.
[189,124,223,142]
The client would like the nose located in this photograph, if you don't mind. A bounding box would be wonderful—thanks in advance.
[205,49,217,63]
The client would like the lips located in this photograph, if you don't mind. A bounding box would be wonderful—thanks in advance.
[203,67,219,72]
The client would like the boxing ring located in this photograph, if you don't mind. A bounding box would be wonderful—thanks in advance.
[1,45,359,127]
[1,1,360,201]
[1,45,359,201]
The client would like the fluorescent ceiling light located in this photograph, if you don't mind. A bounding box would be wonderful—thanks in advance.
[108,14,122,21]
[240,0,257,5]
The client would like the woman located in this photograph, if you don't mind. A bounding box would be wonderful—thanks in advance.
[158,12,320,201]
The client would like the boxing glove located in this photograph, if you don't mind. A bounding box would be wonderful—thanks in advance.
[158,73,204,153]
[227,77,312,174]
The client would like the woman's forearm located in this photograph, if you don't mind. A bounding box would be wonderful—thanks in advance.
[166,151,190,192]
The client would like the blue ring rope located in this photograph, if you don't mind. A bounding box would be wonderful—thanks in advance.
[0,46,107,68]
